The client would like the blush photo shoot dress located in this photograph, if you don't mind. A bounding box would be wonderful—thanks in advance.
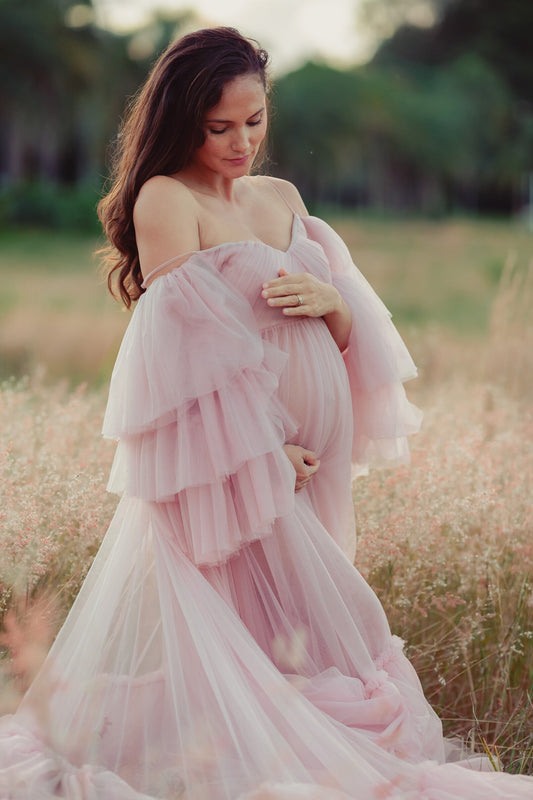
[1,200,532,799]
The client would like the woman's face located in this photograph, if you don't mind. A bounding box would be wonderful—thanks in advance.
[192,73,267,178]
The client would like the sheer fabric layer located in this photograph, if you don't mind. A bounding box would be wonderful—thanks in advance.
[300,217,423,472]
[2,219,532,799]
[103,259,298,565]
[1,495,531,799]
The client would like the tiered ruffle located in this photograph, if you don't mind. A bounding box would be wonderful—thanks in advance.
[302,216,423,472]
[103,258,298,565]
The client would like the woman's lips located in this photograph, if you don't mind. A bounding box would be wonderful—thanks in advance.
[226,155,250,166]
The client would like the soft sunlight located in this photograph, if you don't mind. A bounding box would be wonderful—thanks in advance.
[93,0,374,71]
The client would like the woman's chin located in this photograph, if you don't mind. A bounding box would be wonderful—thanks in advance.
[223,155,253,174]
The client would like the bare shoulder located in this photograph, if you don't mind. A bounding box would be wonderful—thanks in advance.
[134,176,200,279]
[134,175,197,229]
[257,175,309,216]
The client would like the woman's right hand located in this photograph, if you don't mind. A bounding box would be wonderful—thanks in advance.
[283,444,320,492]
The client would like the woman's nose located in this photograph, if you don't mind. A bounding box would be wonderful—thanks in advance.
[231,127,250,152]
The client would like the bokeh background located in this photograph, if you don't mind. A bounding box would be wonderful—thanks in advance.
[1,0,533,381]
[1,0,532,774]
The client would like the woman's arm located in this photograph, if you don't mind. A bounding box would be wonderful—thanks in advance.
[321,292,353,353]
[259,179,352,351]
[134,176,200,282]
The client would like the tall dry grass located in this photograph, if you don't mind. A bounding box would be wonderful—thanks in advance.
[0,372,116,617]
[355,259,533,772]
[488,255,533,400]
[0,258,531,772]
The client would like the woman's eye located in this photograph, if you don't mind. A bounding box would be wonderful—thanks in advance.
[248,118,263,127]
[209,128,227,135]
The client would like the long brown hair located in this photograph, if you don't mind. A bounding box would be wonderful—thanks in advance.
[98,27,269,307]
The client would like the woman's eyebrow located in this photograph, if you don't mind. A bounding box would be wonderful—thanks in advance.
[205,106,265,123]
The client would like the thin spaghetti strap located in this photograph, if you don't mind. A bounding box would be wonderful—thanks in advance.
[141,250,196,288]
[267,178,298,215]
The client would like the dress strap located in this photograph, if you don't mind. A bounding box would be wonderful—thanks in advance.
[267,178,298,215]
[141,251,196,288]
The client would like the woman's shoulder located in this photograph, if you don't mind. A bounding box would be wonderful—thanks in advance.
[250,175,308,217]
[134,175,197,220]
[134,176,201,280]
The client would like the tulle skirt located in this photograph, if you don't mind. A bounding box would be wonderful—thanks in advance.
[1,491,532,799]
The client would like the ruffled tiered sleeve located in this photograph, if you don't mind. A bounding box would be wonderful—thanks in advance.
[302,216,423,474]
[103,255,298,566]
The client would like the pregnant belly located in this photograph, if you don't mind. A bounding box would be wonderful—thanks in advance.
[262,317,352,456]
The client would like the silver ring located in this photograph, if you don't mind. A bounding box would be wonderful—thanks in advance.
[297,294,304,306]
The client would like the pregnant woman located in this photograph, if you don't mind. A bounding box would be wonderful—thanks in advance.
[1,26,532,800]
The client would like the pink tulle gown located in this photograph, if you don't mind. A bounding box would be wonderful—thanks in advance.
[1,208,532,800]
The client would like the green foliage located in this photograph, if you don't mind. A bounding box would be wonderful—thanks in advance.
[1,0,532,217]
[373,0,533,104]
[270,51,533,213]
[0,182,101,232]
[0,0,190,189]
[272,0,533,212]
[270,63,361,201]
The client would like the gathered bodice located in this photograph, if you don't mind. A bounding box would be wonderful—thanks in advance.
[108,213,421,486]
[142,214,333,333]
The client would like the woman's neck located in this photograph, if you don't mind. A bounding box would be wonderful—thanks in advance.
[174,165,244,203]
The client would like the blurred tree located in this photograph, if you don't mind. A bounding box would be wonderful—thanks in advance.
[2,0,531,220]
[371,0,533,105]
[270,63,362,205]
[362,0,533,210]
[0,1,193,191]
[358,0,448,40]
[270,48,532,214]
[0,0,104,184]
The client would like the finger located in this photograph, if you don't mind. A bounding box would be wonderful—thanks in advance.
[301,450,319,464]
[262,284,304,301]
[265,295,304,310]
[262,274,309,293]
[304,463,320,478]
[263,272,304,288]
[283,300,325,317]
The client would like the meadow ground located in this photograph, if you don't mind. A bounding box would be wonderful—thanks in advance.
[0,215,531,383]
[0,216,532,772]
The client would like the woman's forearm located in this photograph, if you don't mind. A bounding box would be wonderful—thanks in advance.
[323,290,352,352]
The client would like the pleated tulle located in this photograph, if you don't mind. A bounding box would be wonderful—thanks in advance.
[2,495,532,799]
[107,368,296,498]
[2,217,533,799]
[300,217,423,471]
[261,317,356,557]
[103,258,271,435]
[103,258,303,564]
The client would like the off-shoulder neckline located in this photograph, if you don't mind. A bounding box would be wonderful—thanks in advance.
[141,213,305,289]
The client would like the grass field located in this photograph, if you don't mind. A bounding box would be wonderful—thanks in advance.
[1,216,532,773]
[0,215,531,383]
[0,229,123,384]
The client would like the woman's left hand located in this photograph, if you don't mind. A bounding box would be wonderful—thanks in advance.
[262,267,342,318]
